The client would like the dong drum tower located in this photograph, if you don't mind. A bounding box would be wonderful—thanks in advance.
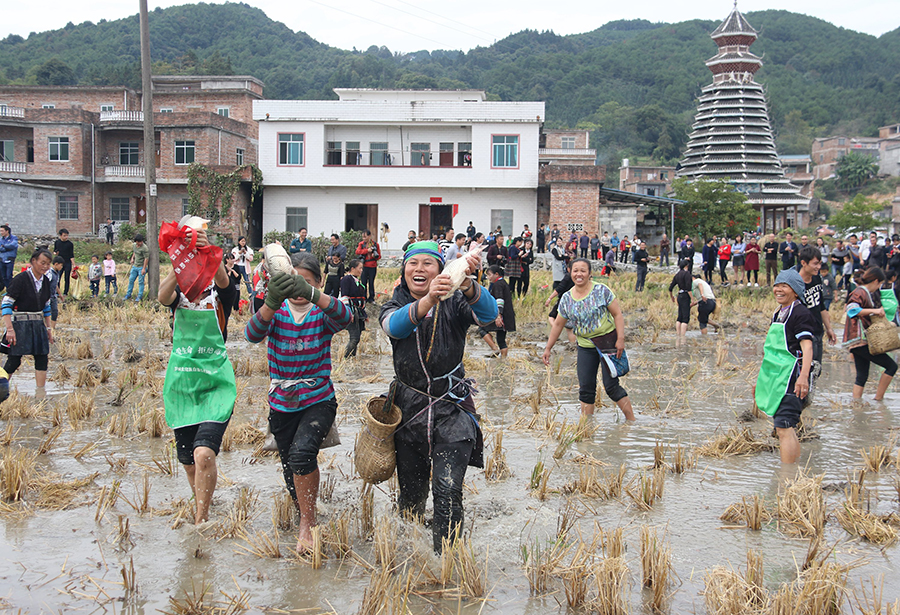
[676,5,809,231]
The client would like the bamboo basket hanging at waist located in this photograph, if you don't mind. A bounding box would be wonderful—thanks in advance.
[355,395,402,484]
[866,314,900,355]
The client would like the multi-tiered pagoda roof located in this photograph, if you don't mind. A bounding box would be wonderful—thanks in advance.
[677,5,809,212]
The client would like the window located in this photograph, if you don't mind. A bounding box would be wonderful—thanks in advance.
[492,135,518,168]
[49,137,69,161]
[100,104,114,112]
[326,141,342,165]
[0,140,13,162]
[286,207,308,232]
[345,141,360,165]
[160,108,174,113]
[278,133,304,166]
[490,209,514,237]
[561,136,576,149]
[119,142,140,165]
[58,195,78,220]
[175,140,195,165]
[370,142,389,166]
[236,148,244,166]
[458,142,472,167]
[819,154,824,162]
[27,140,34,163]
[42,103,55,109]
[411,143,430,166]
[109,197,130,222]
[182,198,191,217]
[216,107,230,118]
[838,138,846,146]
[660,171,668,180]
[633,169,642,179]
[439,142,454,167]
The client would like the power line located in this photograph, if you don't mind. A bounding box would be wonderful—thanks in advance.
[305,0,454,49]
[366,0,495,43]
[390,0,499,40]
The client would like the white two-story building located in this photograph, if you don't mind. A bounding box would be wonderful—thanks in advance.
[254,89,544,246]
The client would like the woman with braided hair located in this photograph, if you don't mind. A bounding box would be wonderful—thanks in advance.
[379,241,498,552]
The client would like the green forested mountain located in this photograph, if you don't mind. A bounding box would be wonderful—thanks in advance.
[2,2,898,176]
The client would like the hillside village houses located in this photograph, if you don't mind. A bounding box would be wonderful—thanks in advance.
[2,73,899,245]
[0,75,262,239]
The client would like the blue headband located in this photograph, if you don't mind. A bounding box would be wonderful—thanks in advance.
[403,241,444,265]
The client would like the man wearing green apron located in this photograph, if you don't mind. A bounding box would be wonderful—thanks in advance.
[754,269,815,464]
[159,229,237,526]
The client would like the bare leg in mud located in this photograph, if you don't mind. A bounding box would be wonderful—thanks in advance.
[293,469,320,553]
[185,446,218,524]
[580,396,635,422]
[776,427,800,464]
[874,373,894,401]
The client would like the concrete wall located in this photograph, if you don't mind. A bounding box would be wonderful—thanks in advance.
[261,186,536,248]
[0,181,60,235]
[882,145,900,177]
[598,205,638,239]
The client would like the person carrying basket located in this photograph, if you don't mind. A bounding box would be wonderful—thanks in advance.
[379,241,498,552]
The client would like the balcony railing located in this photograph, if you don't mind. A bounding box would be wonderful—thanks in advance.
[0,161,27,173]
[100,110,144,123]
[0,106,25,118]
[539,148,596,157]
[104,165,145,177]
[322,148,473,168]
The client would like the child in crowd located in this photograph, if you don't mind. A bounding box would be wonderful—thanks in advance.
[103,251,118,295]
[244,253,351,552]
[820,264,835,312]
[754,269,814,464]
[88,255,102,297]
[322,253,345,298]
[479,265,515,357]
[839,255,853,291]
[251,256,269,314]
[49,256,64,330]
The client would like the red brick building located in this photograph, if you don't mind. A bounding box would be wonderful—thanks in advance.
[0,75,262,240]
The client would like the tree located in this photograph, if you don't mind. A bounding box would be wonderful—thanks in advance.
[835,151,879,190]
[34,58,75,85]
[670,177,759,239]
[827,194,888,235]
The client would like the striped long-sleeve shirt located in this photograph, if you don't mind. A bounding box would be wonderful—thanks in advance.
[244,297,351,412]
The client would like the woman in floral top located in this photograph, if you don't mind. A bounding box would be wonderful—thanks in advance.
[542,258,636,421]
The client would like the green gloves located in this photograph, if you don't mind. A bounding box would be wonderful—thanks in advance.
[265,272,294,310]
[291,273,322,304]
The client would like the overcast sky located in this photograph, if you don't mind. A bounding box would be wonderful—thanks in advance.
[2,0,898,53]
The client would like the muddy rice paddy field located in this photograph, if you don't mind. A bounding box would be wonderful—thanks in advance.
[1,269,899,614]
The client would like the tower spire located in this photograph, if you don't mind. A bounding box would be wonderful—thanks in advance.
[676,7,810,229]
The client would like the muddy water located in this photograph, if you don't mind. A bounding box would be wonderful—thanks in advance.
[1,300,899,613]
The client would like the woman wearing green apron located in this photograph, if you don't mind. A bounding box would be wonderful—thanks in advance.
[159,229,237,526]
[754,270,814,464]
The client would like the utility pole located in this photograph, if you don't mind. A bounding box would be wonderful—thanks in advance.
[139,0,159,299]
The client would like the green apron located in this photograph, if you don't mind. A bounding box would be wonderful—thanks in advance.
[163,307,236,429]
[754,321,798,417]
[881,289,898,323]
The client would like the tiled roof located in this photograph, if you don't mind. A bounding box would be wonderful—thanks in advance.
[711,6,758,39]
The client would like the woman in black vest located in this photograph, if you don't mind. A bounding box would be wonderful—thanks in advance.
[2,248,54,398]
